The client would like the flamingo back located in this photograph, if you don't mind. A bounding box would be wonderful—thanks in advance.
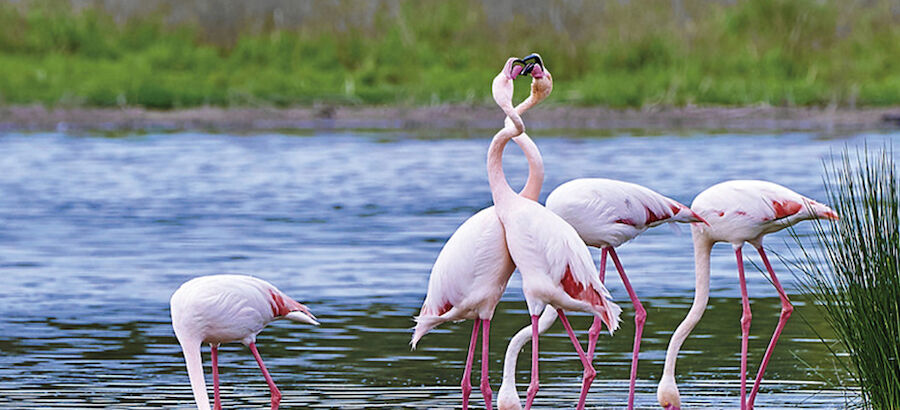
[692,180,838,244]
[500,198,621,331]
[547,178,696,248]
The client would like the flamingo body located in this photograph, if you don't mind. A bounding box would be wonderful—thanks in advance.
[501,178,703,410]
[547,178,701,248]
[501,197,622,320]
[413,206,514,340]
[658,180,837,410]
[691,180,837,245]
[171,274,317,410]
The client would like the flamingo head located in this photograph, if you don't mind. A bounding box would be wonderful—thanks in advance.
[657,376,682,410]
[519,53,547,79]
[525,53,553,105]
[497,381,523,410]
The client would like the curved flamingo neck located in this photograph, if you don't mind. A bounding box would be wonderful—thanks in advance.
[662,230,713,380]
[180,341,211,410]
[511,134,543,201]
[487,126,521,207]
[488,74,525,208]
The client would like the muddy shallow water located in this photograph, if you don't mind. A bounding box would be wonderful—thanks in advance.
[0,130,885,408]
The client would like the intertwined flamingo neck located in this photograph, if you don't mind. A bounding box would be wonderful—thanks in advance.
[513,134,543,201]
[510,72,551,202]
[487,71,525,208]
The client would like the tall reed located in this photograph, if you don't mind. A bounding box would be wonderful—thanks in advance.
[793,146,900,408]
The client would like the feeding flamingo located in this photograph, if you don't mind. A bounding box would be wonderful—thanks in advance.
[487,56,622,410]
[657,180,838,410]
[170,274,318,410]
[411,54,553,410]
[498,178,706,409]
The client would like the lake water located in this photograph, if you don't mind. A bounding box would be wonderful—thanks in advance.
[0,129,888,408]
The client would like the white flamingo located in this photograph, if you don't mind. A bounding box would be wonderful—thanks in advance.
[411,56,553,410]
[171,274,318,410]
[499,178,706,409]
[488,57,622,410]
[657,180,838,410]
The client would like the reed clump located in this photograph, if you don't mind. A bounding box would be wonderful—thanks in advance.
[794,147,900,408]
[2,0,900,109]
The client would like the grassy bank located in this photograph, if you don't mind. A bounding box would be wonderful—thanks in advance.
[2,0,900,109]
[794,147,900,408]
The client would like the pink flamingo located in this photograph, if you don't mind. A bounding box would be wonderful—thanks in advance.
[488,57,622,410]
[411,57,553,410]
[170,274,319,410]
[498,178,705,409]
[657,180,838,410]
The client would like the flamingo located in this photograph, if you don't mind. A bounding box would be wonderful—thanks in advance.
[411,54,553,410]
[487,56,622,410]
[170,274,319,410]
[498,178,706,409]
[657,180,838,410]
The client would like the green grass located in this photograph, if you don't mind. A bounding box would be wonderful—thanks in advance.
[793,146,900,408]
[3,0,900,109]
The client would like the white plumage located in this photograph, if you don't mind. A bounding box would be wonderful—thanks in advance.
[171,274,317,410]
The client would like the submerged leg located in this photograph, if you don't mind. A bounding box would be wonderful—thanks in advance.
[461,319,481,410]
[609,248,646,410]
[587,247,610,361]
[747,246,793,409]
[525,315,540,410]
[557,309,596,410]
[210,343,222,410]
[481,319,494,409]
[248,343,282,410]
[735,246,751,410]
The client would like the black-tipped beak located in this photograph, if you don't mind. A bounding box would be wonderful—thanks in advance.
[520,53,544,76]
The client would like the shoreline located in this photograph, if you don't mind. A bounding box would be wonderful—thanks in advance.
[2,104,900,134]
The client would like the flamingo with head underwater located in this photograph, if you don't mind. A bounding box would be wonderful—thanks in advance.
[488,55,622,410]
[657,180,838,410]
[171,274,319,410]
[411,54,553,410]
[498,178,706,410]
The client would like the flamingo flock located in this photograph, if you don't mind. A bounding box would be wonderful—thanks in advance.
[412,54,838,410]
[168,54,838,409]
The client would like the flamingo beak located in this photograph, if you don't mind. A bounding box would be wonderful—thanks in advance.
[509,58,527,80]
[520,53,546,78]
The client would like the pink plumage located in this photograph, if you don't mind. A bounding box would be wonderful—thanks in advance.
[487,57,621,410]
[658,180,838,410]
[411,58,553,410]
[171,274,317,410]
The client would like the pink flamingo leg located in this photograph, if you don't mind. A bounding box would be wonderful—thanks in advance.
[480,319,494,409]
[747,246,793,409]
[210,344,222,410]
[557,309,596,410]
[735,246,752,410]
[525,315,540,410]
[587,247,609,361]
[461,319,481,410]
[609,248,646,410]
[248,343,282,410]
